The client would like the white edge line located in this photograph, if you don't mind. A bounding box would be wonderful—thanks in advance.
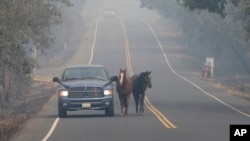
[41,18,100,141]
[89,18,100,65]
[41,118,60,141]
[144,20,250,118]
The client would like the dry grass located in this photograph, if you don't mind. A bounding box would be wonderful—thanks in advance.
[214,78,250,101]
[0,81,56,141]
[0,115,28,141]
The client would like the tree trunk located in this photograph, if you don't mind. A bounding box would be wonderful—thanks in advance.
[0,65,4,108]
[0,85,3,108]
[3,67,11,103]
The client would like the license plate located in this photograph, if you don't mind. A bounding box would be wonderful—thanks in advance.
[82,103,91,108]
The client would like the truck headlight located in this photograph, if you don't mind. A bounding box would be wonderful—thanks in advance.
[59,90,68,97]
[104,90,113,96]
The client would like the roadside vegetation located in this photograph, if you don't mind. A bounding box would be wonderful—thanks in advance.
[140,0,250,96]
[0,0,87,140]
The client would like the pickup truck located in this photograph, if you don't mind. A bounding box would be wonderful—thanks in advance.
[53,65,117,118]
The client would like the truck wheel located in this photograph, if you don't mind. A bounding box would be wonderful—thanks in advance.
[105,102,114,117]
[58,104,67,118]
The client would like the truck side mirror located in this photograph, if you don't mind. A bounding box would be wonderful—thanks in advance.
[52,77,60,83]
[110,76,118,82]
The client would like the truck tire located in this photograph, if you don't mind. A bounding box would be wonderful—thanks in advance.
[105,101,114,117]
[58,103,67,118]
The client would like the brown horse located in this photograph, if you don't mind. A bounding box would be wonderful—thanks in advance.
[116,68,133,116]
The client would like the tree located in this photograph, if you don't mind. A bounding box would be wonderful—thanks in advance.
[0,0,72,106]
[241,0,250,40]
[177,0,227,17]
[140,0,250,40]
[139,0,250,76]
[177,0,250,40]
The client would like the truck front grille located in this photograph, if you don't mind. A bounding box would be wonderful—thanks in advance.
[68,87,103,98]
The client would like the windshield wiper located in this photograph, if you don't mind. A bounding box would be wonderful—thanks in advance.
[65,78,80,81]
[82,77,106,81]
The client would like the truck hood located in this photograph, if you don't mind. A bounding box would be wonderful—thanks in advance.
[60,80,111,89]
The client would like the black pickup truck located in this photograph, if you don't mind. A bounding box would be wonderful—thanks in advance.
[53,65,117,118]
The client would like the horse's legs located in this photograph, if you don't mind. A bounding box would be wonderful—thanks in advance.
[124,93,131,115]
[124,98,128,115]
[133,92,139,113]
[119,95,124,116]
[123,96,127,115]
[140,93,145,113]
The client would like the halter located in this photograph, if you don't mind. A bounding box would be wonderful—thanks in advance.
[119,69,127,86]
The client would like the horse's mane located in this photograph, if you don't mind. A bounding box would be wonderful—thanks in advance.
[138,72,146,81]
[134,71,151,87]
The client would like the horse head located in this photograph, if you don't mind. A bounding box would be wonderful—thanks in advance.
[119,68,127,86]
[141,70,152,88]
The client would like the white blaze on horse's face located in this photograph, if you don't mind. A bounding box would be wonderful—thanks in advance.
[119,72,124,85]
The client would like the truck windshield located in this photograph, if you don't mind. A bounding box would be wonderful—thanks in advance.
[62,67,108,81]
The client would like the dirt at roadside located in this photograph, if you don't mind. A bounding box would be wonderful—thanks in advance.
[0,81,57,141]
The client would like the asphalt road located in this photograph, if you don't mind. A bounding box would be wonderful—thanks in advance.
[11,16,250,141]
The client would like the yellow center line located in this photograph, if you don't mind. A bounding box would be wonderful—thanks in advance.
[120,18,177,129]
[120,19,133,75]
[145,97,177,128]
